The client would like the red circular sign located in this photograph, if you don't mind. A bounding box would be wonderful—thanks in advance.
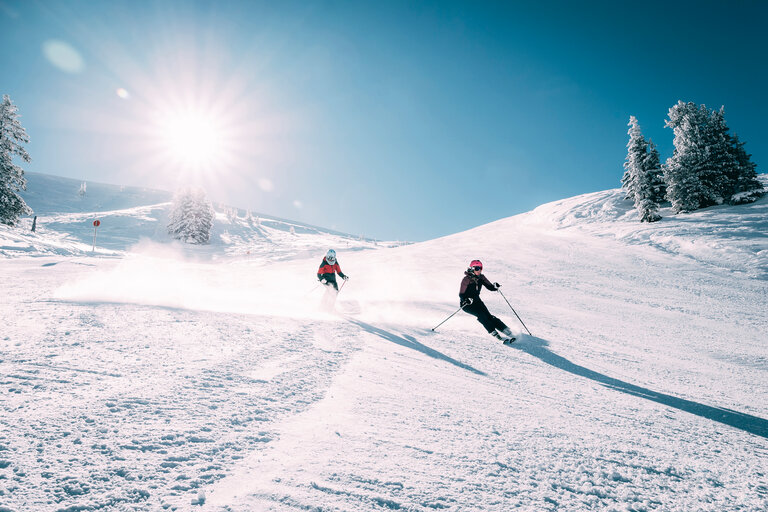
[93,220,101,227]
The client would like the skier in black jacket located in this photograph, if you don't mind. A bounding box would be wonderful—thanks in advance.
[459,260,515,343]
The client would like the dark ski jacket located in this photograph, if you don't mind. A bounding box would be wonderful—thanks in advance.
[317,258,346,282]
[459,270,498,303]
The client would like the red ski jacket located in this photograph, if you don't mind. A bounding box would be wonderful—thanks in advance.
[317,258,346,280]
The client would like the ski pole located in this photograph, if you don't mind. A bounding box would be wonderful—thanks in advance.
[304,282,322,297]
[431,304,465,332]
[497,289,532,336]
[338,278,348,294]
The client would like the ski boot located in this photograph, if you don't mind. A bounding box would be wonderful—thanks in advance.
[493,329,516,344]
[501,327,516,342]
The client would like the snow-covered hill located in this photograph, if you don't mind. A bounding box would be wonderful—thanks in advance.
[521,174,768,279]
[1,172,387,259]
[1,174,766,511]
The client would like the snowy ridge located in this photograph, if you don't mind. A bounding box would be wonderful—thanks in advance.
[1,173,766,511]
[1,172,387,258]
[519,174,768,278]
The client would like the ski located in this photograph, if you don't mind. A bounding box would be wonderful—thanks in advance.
[491,331,516,344]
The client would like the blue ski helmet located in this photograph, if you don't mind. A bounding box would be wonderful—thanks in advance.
[326,249,337,263]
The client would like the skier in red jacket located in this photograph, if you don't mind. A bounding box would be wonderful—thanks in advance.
[317,249,348,290]
[317,249,348,311]
[459,260,515,343]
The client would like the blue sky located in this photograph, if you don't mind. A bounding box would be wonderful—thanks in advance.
[1,0,766,241]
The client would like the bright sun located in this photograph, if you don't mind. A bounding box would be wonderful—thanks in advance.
[155,109,228,172]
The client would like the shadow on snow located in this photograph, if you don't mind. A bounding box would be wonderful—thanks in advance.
[344,317,487,377]
[516,336,768,439]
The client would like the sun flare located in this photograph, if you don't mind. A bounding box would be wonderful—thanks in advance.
[155,109,228,172]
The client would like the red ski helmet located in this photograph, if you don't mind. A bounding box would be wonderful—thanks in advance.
[469,260,483,271]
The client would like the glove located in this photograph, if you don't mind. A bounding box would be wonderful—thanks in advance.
[493,282,501,290]
[461,298,473,307]
[342,275,349,281]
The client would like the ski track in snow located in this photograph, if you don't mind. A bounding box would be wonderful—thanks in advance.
[2,261,364,511]
[1,175,767,511]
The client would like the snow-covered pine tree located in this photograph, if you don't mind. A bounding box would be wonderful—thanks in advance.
[663,101,712,212]
[664,101,763,211]
[622,116,661,222]
[621,116,644,202]
[167,188,215,244]
[700,107,737,205]
[0,95,32,225]
[644,140,666,204]
[709,108,764,204]
[726,133,764,204]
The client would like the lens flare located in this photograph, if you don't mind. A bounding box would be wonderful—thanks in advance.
[42,40,85,73]
[152,108,230,174]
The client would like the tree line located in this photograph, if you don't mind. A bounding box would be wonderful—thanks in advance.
[622,101,764,222]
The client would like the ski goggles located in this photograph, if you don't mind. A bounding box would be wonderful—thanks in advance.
[471,265,482,271]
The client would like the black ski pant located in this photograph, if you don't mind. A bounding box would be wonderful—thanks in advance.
[319,274,339,291]
[463,299,508,333]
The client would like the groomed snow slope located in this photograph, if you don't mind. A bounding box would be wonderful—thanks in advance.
[1,176,766,511]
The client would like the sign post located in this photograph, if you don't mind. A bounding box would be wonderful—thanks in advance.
[92,219,101,253]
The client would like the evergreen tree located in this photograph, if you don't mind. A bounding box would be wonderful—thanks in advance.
[700,107,736,205]
[664,101,764,211]
[726,132,764,204]
[0,95,32,225]
[621,116,643,202]
[663,101,712,212]
[622,116,661,222]
[167,188,215,244]
[643,140,666,204]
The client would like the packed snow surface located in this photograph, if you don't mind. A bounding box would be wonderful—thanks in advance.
[1,174,766,511]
